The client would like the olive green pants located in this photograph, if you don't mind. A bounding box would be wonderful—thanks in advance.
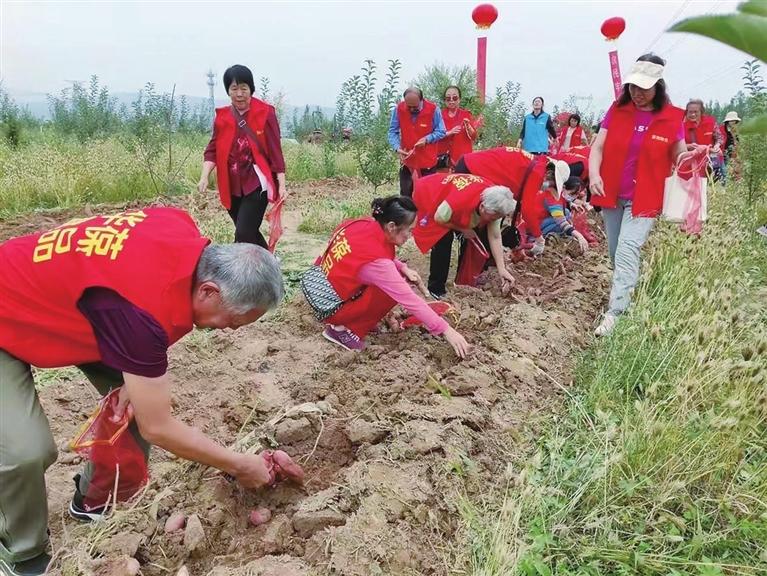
[0,350,149,563]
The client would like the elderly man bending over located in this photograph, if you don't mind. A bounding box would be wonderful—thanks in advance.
[0,207,284,576]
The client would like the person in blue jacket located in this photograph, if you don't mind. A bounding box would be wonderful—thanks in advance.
[516,96,556,154]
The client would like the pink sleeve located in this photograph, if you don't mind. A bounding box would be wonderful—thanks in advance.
[393,259,406,272]
[357,259,449,335]
[676,122,685,142]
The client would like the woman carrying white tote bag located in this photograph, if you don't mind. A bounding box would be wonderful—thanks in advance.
[662,144,711,234]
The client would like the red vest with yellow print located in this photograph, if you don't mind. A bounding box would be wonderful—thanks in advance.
[462,147,547,200]
[593,101,684,217]
[319,218,395,301]
[412,173,493,253]
[438,108,475,165]
[684,115,717,146]
[0,207,209,368]
[397,99,439,170]
[214,100,277,209]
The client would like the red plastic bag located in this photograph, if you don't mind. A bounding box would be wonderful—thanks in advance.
[71,389,148,510]
[455,237,489,287]
[266,196,285,253]
[400,301,455,329]
[572,212,599,245]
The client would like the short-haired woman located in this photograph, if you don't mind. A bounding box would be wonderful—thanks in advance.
[198,64,286,248]
[555,113,588,153]
[589,54,687,336]
[437,85,477,170]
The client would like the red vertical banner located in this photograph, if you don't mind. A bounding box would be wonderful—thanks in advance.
[477,36,487,104]
[608,50,622,99]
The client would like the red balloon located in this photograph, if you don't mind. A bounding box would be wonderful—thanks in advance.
[601,17,626,40]
[472,4,498,29]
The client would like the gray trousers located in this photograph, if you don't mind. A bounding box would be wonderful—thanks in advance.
[601,200,656,316]
[0,351,149,563]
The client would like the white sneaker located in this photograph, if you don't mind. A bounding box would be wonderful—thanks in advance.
[594,313,617,337]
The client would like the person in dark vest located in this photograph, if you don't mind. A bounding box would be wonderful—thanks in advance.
[516,96,557,154]
[589,54,687,336]
[388,87,446,197]
[0,208,286,576]
[306,196,470,357]
[198,64,287,248]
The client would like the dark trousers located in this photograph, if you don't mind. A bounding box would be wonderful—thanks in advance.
[453,157,470,174]
[399,165,437,197]
[428,227,492,295]
[227,190,269,248]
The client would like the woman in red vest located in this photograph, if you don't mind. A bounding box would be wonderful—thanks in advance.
[437,86,477,170]
[589,54,687,336]
[555,114,588,153]
[306,196,470,358]
[412,173,517,298]
[198,65,286,249]
[684,99,724,180]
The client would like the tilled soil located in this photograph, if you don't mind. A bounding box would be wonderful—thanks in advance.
[0,182,610,576]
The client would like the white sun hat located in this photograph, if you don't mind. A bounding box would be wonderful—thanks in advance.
[724,111,741,123]
[545,159,571,197]
[624,60,665,89]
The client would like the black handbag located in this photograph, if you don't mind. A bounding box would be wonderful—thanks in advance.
[501,158,539,249]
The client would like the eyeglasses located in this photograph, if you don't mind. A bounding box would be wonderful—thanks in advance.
[445,96,460,102]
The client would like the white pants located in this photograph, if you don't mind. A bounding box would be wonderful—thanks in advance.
[601,200,655,316]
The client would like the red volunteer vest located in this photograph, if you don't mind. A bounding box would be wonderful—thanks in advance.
[397,99,439,170]
[593,101,684,217]
[0,208,209,368]
[438,108,475,165]
[556,125,585,152]
[552,146,591,181]
[684,115,717,146]
[319,218,395,301]
[462,147,547,201]
[214,100,277,209]
[412,173,493,253]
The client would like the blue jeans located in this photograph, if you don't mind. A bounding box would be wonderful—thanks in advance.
[601,200,655,316]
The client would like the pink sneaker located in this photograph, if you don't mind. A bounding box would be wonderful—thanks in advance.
[322,326,365,351]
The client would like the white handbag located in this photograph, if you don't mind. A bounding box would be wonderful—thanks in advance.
[662,151,709,223]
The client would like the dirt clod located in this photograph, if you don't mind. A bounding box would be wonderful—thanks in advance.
[275,417,314,444]
[97,532,143,558]
[183,514,205,554]
[262,514,293,554]
[91,555,141,576]
[292,509,346,538]
[346,419,388,444]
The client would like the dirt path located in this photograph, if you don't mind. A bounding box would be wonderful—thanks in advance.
[0,181,610,575]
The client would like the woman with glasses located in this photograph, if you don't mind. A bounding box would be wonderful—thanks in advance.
[437,86,477,171]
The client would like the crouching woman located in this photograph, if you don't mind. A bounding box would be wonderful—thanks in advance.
[301,196,470,357]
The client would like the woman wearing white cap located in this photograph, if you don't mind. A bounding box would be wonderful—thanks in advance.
[588,54,687,336]
[721,111,741,178]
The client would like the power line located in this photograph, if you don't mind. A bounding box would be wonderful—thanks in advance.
[660,0,723,57]
[645,0,693,54]
[678,61,744,96]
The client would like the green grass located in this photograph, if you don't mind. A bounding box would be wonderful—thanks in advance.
[457,183,767,575]
[296,187,384,235]
[0,135,358,217]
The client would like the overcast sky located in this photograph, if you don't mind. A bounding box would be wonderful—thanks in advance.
[0,0,750,118]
